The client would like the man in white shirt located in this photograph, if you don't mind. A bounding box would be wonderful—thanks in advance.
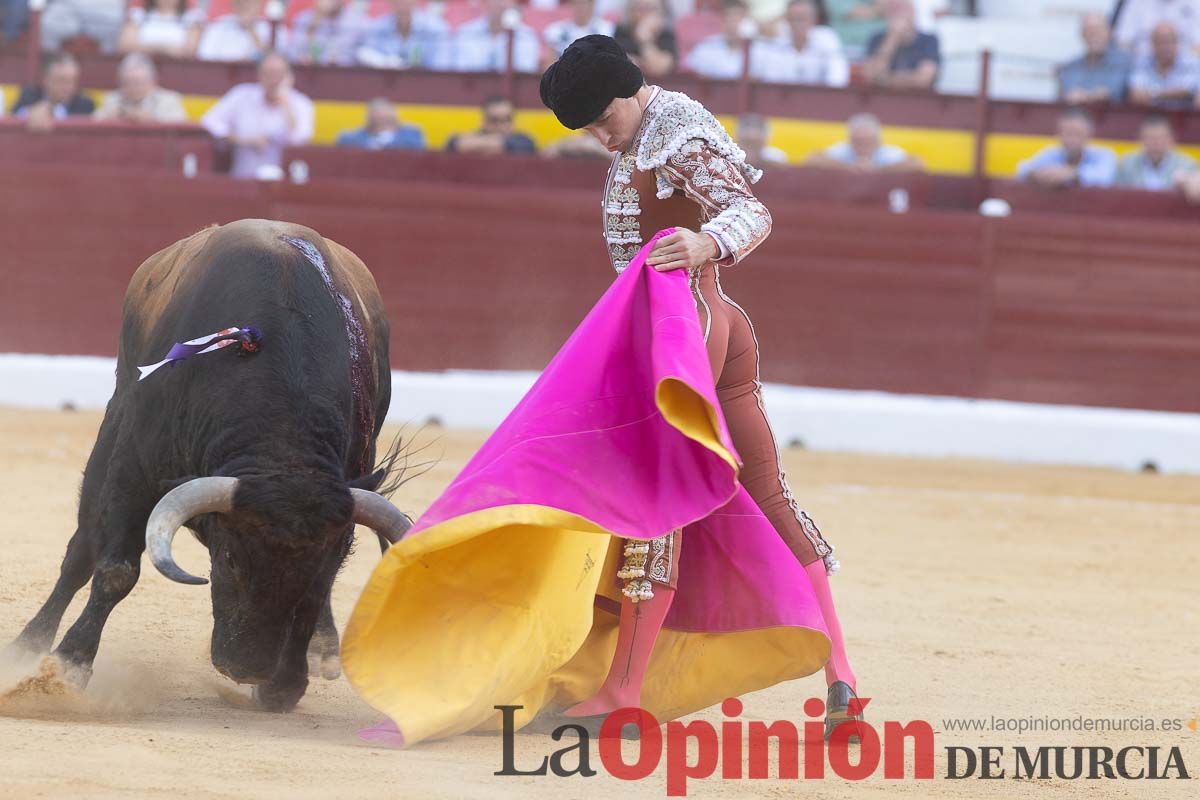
[544,0,615,57]
[40,0,125,53]
[751,0,849,87]
[806,112,922,171]
[197,0,280,63]
[1115,0,1200,57]
[94,52,188,123]
[684,0,754,80]
[453,0,541,73]
[201,52,316,179]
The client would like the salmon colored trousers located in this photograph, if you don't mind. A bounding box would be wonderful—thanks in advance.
[689,265,836,571]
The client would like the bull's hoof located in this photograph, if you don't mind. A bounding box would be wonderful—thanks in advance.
[45,652,94,690]
[319,655,341,680]
[251,679,306,713]
[307,639,341,680]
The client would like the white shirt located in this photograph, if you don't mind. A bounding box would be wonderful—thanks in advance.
[685,35,748,80]
[825,141,909,167]
[544,17,615,57]
[1116,0,1200,57]
[197,16,279,62]
[752,26,849,86]
[756,145,788,163]
[201,83,316,179]
[452,17,540,73]
[127,7,204,52]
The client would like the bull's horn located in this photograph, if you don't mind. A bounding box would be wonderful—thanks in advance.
[145,477,238,585]
[350,489,413,550]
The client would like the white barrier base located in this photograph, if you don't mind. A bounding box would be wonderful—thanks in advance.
[3,354,1198,474]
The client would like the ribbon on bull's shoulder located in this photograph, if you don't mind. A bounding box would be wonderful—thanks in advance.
[137,326,263,382]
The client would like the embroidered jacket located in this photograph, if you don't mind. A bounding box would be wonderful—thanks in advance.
[603,88,772,273]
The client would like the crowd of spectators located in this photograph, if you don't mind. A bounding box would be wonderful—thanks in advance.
[1059,9,1200,110]
[0,0,944,82]
[0,1,1199,105]
[3,1,1200,200]
[1018,107,1197,191]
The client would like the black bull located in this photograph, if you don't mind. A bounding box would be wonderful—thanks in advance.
[9,219,412,711]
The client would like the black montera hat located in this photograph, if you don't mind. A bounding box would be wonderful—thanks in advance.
[539,35,644,130]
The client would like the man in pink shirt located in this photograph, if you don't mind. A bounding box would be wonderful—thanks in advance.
[202,52,315,179]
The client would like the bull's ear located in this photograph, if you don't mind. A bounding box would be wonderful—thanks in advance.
[158,476,200,494]
[348,468,386,492]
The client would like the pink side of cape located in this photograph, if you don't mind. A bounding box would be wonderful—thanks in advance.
[407,229,828,637]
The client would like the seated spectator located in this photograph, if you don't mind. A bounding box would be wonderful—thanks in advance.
[94,52,187,123]
[1129,22,1200,109]
[337,98,425,150]
[541,132,612,159]
[288,0,369,66]
[752,0,849,87]
[1016,108,1116,189]
[1116,115,1197,191]
[446,96,536,155]
[197,0,278,63]
[357,0,451,69]
[737,113,788,164]
[452,0,540,73]
[545,0,616,58]
[685,0,754,80]
[40,0,125,53]
[11,52,95,132]
[613,0,678,77]
[1059,12,1132,104]
[805,112,921,171]
[118,0,204,59]
[823,0,885,59]
[1115,0,1200,59]
[862,0,939,90]
[201,51,315,179]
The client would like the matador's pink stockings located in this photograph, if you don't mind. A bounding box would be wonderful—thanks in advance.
[564,586,676,717]
[805,559,856,691]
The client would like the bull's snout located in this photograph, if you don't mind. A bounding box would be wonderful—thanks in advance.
[213,660,274,685]
[211,635,280,685]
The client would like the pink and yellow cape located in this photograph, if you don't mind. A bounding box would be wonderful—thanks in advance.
[341,230,830,746]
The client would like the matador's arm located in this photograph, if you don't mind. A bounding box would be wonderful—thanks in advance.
[656,138,773,267]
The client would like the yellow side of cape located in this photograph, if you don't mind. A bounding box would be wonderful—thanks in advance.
[340,377,830,745]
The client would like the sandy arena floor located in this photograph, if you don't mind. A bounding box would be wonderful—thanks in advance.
[0,407,1196,799]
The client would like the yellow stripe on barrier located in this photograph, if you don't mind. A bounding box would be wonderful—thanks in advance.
[984,132,1200,175]
[7,82,1200,178]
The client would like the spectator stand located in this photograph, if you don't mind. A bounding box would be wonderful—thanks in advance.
[5,0,1200,182]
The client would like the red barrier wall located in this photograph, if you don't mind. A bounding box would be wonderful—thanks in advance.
[1,159,1198,414]
[0,120,213,171]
